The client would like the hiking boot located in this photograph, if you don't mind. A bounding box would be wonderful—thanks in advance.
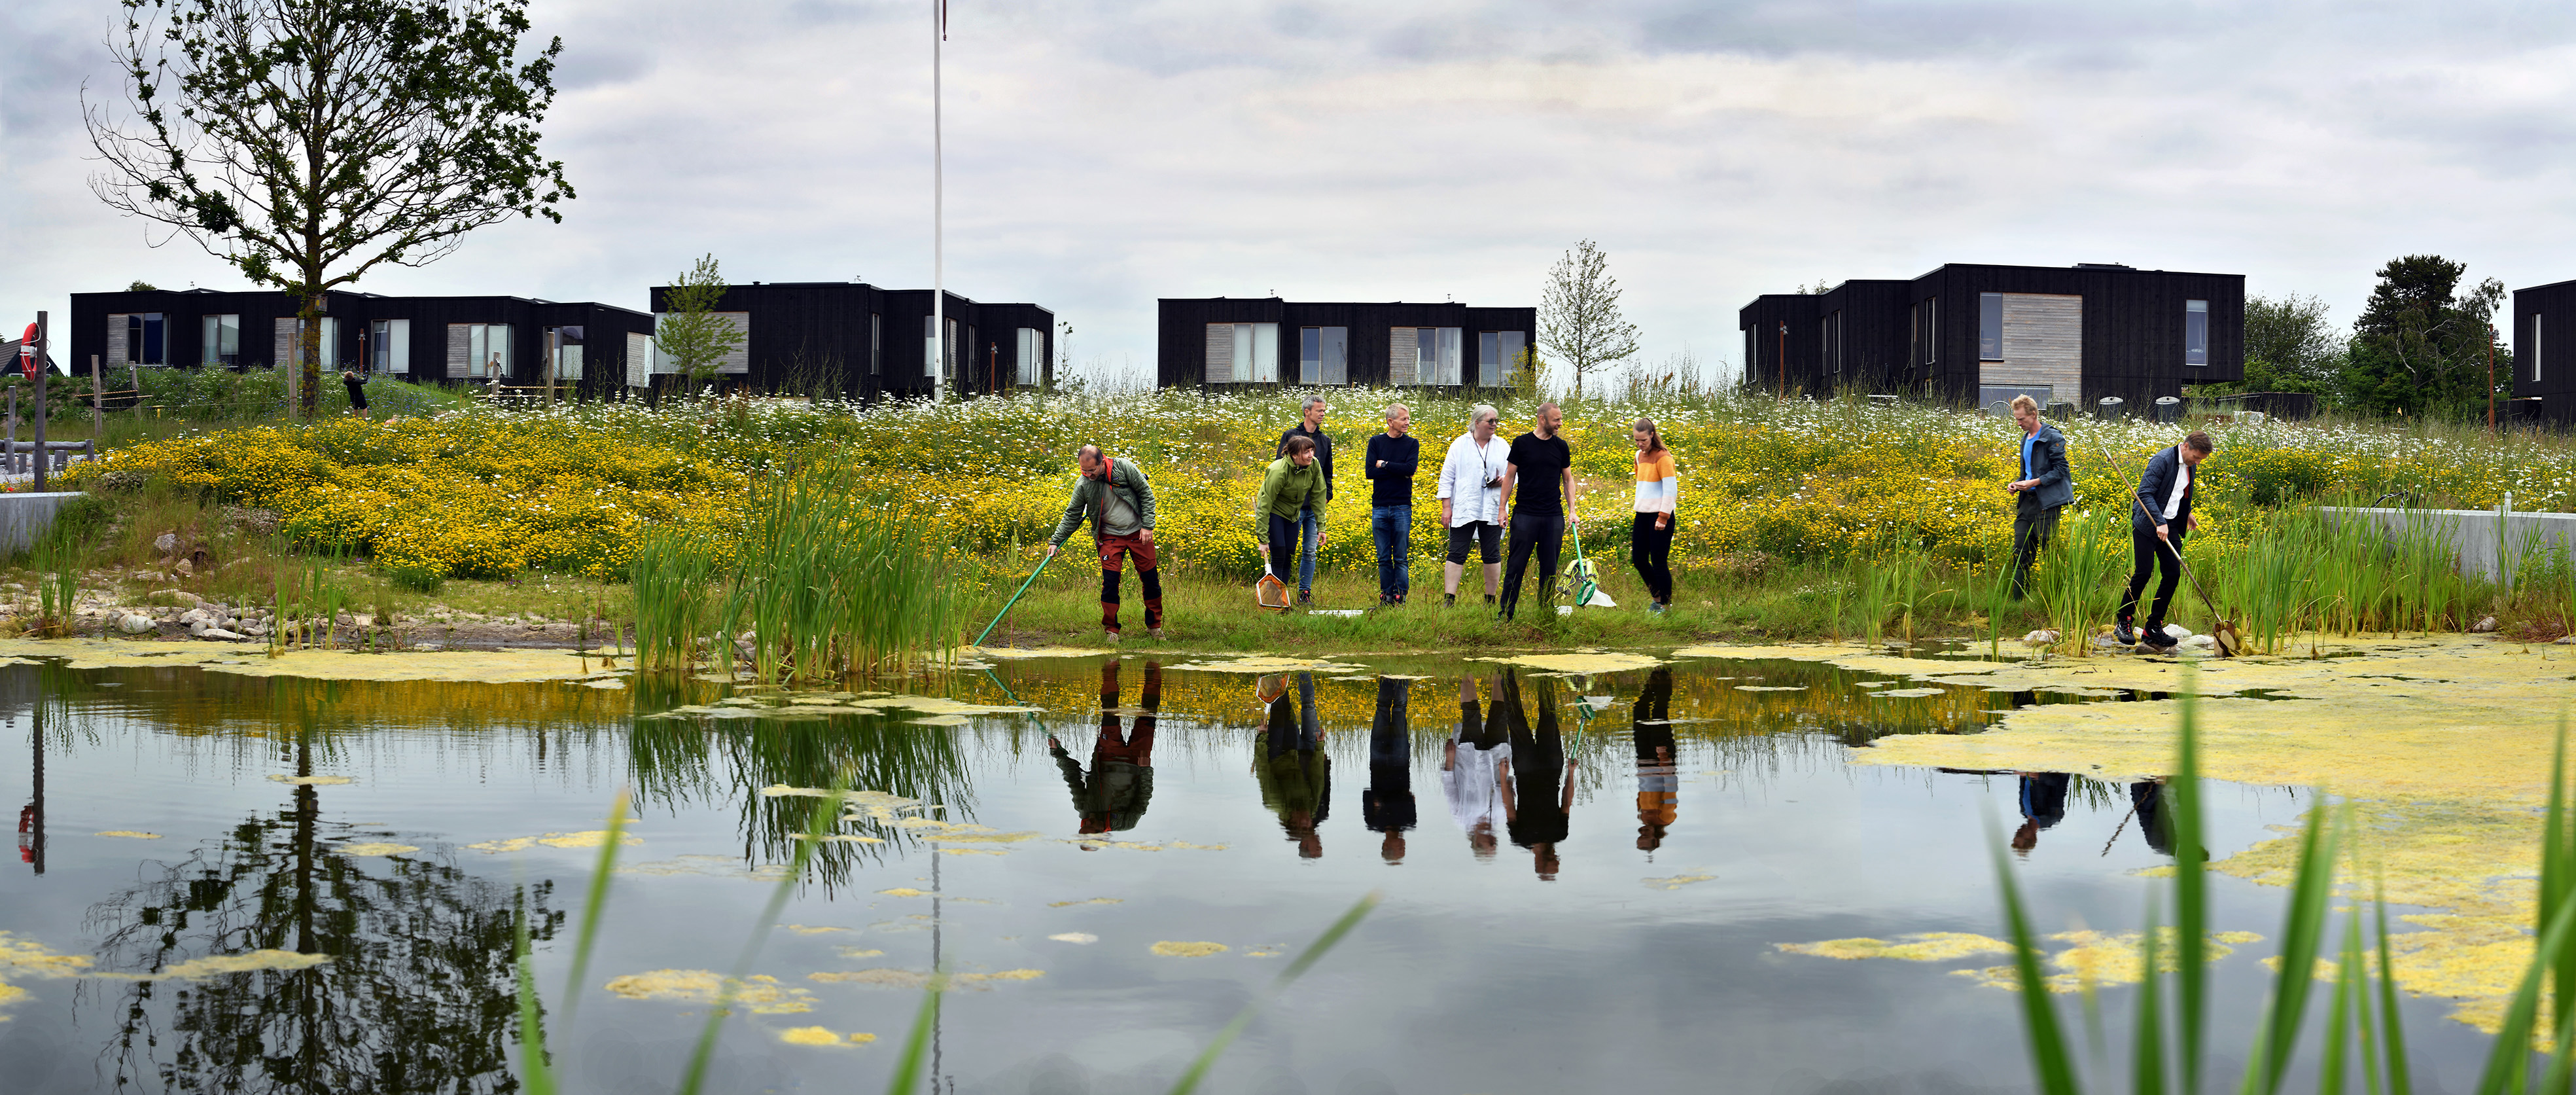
[1648,601,1667,615]
[1378,595,1394,608]
[1103,630,1121,645]
[1443,593,1456,608]
[1297,590,1312,605]
[2140,625,2178,651]
[1148,627,1165,640]
[2115,620,2136,645]
[1483,594,1496,607]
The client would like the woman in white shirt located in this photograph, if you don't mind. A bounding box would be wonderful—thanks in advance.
[1435,404,1510,608]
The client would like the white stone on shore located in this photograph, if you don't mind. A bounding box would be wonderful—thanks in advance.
[200,628,245,641]
[117,613,156,634]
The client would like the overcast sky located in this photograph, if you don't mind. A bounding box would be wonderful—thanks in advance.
[6,0,2573,386]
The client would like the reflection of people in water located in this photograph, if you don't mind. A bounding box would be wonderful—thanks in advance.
[1362,677,1417,863]
[2131,780,2176,855]
[2011,772,2072,855]
[1632,668,1677,854]
[1050,660,1160,836]
[1253,672,1330,858]
[1443,675,1509,860]
[1496,670,1576,880]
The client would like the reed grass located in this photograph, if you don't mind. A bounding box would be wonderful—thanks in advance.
[2034,509,2128,652]
[1995,682,2576,1094]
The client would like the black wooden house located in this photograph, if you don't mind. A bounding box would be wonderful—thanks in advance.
[641,281,1053,401]
[1739,262,2244,413]
[69,287,653,399]
[2513,278,2573,427]
[1157,298,1537,390]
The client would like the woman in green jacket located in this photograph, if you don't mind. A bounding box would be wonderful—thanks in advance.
[1256,435,1326,592]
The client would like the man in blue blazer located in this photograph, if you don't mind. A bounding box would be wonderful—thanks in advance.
[2003,395,2074,600]
[2117,431,2216,649]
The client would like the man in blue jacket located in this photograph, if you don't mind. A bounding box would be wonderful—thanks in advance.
[2003,395,2073,600]
[2117,431,2215,649]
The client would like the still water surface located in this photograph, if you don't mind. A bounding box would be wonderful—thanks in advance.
[0,651,2503,1094]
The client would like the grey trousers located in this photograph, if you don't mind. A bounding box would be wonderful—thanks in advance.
[2010,501,2062,600]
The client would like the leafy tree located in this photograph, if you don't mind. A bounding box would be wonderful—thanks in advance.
[2339,255,2510,418]
[1537,239,1641,397]
[654,254,745,390]
[127,279,159,292]
[84,0,572,417]
[2239,292,2344,395]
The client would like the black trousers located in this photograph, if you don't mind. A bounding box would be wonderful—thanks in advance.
[1497,512,1564,620]
[2009,500,2062,600]
[2118,520,2185,626]
[1267,514,1303,586]
[1629,512,1674,604]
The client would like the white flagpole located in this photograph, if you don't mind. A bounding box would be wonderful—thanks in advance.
[932,0,946,402]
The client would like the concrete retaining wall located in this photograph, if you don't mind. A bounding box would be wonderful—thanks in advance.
[2318,502,2576,582]
[0,492,85,554]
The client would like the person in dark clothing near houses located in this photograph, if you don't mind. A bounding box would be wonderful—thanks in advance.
[1047,444,1163,643]
[1362,404,1420,606]
[1254,672,1330,859]
[1362,677,1417,863]
[1492,403,1576,621]
[341,369,371,418]
[2116,431,2216,649]
[2011,771,2072,856]
[1276,396,1335,603]
[1051,660,1161,835]
[1632,668,1678,853]
[2003,395,2073,600]
[1494,670,1575,879]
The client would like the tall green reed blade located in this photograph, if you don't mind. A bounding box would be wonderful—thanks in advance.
[1990,812,2084,1095]
[2473,867,2576,1093]
[2136,891,2167,1095]
[514,891,559,1095]
[2324,860,2369,1095]
[2172,670,2211,1095]
[2240,799,2344,1095]
[559,791,629,1026]
[2545,715,2576,1045]
[1167,891,1383,1095]
[2374,878,2415,1095]
[881,971,949,1095]
[675,769,851,1095]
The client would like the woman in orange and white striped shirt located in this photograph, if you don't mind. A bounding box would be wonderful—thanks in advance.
[1630,418,1678,614]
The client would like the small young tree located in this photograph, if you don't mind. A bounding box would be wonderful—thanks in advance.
[85,0,571,417]
[654,255,744,391]
[1537,240,1642,397]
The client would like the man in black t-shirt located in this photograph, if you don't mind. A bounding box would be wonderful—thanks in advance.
[1491,402,1574,621]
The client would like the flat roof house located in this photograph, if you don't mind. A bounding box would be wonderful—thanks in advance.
[639,281,1053,401]
[68,287,652,398]
[1157,298,1537,390]
[2513,279,2572,427]
[1739,263,2245,414]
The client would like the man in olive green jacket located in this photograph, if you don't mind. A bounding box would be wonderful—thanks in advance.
[1047,444,1161,641]
[1256,435,1327,594]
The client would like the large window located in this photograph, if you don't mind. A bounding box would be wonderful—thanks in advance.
[870,313,881,376]
[1479,330,1525,386]
[278,317,340,369]
[1979,293,2003,361]
[1204,323,1279,383]
[109,313,167,365]
[200,314,239,366]
[1299,327,1348,385]
[2184,300,2209,367]
[1420,327,1462,385]
[367,319,410,373]
[544,325,585,381]
[1015,327,1042,386]
[448,323,510,379]
[2535,314,2545,384]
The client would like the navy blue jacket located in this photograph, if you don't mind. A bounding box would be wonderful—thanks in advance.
[2017,425,2074,510]
[2131,446,2196,530]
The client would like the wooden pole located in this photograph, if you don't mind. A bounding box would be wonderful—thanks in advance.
[33,311,46,492]
[1776,321,1787,401]
[2488,323,2497,432]
[92,354,101,439]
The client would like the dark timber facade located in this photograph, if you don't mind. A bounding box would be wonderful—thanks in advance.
[1157,298,1537,390]
[2513,279,2573,427]
[642,282,1054,401]
[69,288,652,399]
[1739,263,2246,413]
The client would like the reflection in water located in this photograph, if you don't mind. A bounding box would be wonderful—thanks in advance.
[1444,675,1508,860]
[1254,673,1330,858]
[2132,780,2175,855]
[1633,668,1677,855]
[1362,678,1416,864]
[2012,773,2072,856]
[1497,670,1574,880]
[84,728,554,1094]
[1051,661,1160,835]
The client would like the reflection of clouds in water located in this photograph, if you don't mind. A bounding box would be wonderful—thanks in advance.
[616,855,788,881]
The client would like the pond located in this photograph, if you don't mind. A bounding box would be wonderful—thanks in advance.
[0,644,2519,1094]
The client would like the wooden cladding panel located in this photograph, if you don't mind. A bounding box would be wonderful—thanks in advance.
[105,315,131,365]
[1387,327,1419,385]
[1986,293,2083,406]
[1203,323,1234,384]
[446,323,471,378]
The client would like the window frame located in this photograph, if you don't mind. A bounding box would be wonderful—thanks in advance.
[1979,293,2003,361]
[2184,299,2210,367]
[200,314,241,366]
[2532,314,2542,384]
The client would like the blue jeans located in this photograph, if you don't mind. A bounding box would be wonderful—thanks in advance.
[1297,509,1322,593]
[1371,505,1412,598]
